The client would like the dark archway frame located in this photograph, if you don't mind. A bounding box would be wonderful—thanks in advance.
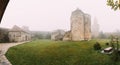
[0,0,10,23]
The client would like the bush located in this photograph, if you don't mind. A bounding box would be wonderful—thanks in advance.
[105,42,109,46]
[0,33,9,43]
[110,50,120,62]
[93,42,101,50]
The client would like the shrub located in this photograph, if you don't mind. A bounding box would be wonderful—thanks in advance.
[110,50,120,62]
[105,42,109,46]
[93,42,101,50]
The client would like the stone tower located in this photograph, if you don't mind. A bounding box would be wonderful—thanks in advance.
[70,8,91,41]
[84,14,91,40]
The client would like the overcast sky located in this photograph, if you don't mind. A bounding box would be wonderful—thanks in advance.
[0,0,120,32]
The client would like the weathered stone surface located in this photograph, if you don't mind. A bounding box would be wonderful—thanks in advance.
[64,8,91,41]
[84,14,91,40]
[51,29,65,41]
[71,9,85,41]
[63,31,71,41]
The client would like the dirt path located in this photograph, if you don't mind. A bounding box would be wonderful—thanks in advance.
[0,41,29,65]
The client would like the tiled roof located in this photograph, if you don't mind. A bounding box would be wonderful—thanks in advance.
[9,25,25,32]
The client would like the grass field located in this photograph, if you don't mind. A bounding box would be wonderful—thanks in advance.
[5,39,120,65]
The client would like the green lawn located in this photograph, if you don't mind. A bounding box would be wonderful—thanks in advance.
[5,39,120,65]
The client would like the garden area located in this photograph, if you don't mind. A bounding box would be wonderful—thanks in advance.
[5,39,120,65]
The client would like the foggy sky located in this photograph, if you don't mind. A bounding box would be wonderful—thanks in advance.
[0,0,120,32]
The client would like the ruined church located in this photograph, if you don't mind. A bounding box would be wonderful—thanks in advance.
[63,8,91,41]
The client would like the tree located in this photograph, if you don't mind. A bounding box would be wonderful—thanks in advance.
[0,0,10,23]
[110,36,120,62]
[107,0,120,10]
[0,28,9,42]
[98,31,107,39]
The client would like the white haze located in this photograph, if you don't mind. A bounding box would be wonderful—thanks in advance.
[0,0,120,32]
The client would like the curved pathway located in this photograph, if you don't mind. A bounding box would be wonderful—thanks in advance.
[0,41,28,65]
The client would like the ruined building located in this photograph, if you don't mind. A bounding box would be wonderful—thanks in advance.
[51,29,65,41]
[63,8,91,41]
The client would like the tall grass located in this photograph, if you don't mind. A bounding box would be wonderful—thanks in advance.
[5,40,120,65]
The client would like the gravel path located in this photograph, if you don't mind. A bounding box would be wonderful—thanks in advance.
[0,41,28,65]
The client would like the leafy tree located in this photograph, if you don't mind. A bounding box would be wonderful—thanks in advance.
[45,33,51,39]
[107,0,120,10]
[32,31,51,40]
[110,36,120,62]
[98,31,108,39]
[0,28,9,43]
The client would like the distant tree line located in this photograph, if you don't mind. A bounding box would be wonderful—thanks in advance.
[31,31,51,40]
[92,30,120,39]
[98,31,108,39]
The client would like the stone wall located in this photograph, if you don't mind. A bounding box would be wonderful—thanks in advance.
[51,30,65,41]
[64,8,91,41]
[9,31,31,42]
[71,9,85,41]
[84,14,91,40]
